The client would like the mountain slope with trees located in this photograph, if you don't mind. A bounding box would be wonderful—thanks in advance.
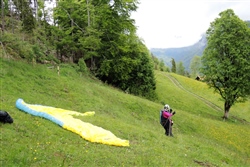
[0,0,156,100]
[151,20,250,72]
[150,33,207,71]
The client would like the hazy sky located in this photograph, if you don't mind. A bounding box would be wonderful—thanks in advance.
[131,0,250,49]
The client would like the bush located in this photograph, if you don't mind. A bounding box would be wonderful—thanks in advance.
[78,58,88,74]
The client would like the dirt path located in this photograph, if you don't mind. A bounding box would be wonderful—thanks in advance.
[166,74,250,124]
[166,74,223,112]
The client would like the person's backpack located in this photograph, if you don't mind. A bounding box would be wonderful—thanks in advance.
[159,110,166,124]
[0,110,13,123]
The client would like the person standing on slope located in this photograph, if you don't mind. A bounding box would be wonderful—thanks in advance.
[160,104,176,136]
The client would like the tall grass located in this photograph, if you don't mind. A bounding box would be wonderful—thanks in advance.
[1,58,249,166]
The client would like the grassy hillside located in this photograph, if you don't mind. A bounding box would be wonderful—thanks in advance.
[1,58,249,166]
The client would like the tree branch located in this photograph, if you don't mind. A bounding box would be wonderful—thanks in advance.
[62,8,85,33]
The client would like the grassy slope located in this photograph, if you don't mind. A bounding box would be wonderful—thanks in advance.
[169,73,250,122]
[0,58,249,167]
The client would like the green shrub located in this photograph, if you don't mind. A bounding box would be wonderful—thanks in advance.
[78,58,88,74]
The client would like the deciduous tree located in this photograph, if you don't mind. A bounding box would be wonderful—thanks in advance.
[190,55,201,78]
[176,61,185,76]
[201,9,250,119]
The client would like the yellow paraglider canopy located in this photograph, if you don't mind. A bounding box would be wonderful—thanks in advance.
[16,99,129,147]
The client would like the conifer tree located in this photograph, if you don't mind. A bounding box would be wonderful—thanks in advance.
[171,58,176,73]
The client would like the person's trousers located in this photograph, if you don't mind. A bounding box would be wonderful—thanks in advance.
[162,119,172,136]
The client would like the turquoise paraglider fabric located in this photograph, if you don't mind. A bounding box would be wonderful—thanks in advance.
[16,99,129,147]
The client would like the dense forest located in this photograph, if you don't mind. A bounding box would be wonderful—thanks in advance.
[0,0,159,100]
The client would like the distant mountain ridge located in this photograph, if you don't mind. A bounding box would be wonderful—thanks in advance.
[151,20,250,71]
[150,34,207,71]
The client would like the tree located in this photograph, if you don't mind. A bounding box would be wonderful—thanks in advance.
[52,1,93,56]
[14,0,36,33]
[1,0,9,33]
[158,59,164,71]
[201,9,250,119]
[171,58,176,73]
[176,61,185,76]
[190,55,201,78]
[51,0,156,99]
[98,32,157,100]
[246,20,250,27]
[151,53,159,70]
[1,0,4,33]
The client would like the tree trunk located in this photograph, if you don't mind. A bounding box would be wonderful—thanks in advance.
[1,0,4,33]
[34,0,38,20]
[86,0,94,70]
[87,0,90,27]
[10,1,14,33]
[223,101,231,120]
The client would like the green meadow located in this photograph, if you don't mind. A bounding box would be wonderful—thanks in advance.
[1,57,249,166]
